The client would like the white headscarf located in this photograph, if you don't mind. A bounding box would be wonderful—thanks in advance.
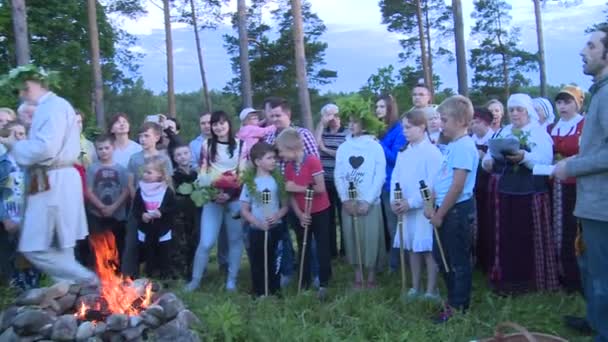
[532,97,555,126]
[507,93,539,125]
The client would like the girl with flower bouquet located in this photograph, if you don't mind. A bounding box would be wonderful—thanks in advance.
[185,111,247,292]
[481,93,556,294]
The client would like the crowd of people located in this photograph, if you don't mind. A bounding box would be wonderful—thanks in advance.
[0,28,606,338]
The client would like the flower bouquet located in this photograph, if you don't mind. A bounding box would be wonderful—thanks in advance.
[176,171,241,207]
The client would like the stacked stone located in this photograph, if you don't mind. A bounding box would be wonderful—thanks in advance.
[0,281,201,341]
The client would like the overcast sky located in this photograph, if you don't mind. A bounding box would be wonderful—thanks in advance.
[113,0,606,94]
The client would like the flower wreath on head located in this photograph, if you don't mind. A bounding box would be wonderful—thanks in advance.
[240,166,287,203]
[336,94,385,137]
[0,64,60,91]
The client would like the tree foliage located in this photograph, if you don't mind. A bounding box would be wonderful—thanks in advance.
[379,0,453,92]
[468,0,538,100]
[0,0,143,117]
[222,0,336,119]
[359,64,451,111]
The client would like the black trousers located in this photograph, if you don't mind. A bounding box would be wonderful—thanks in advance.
[248,225,281,296]
[325,180,344,257]
[294,208,332,288]
[139,239,172,279]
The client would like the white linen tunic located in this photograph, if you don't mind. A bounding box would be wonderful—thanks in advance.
[12,92,88,252]
[390,139,443,252]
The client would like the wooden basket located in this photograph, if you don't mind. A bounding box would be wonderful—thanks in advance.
[477,322,568,342]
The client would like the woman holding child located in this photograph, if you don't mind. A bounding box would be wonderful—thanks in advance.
[482,93,558,294]
[186,111,247,292]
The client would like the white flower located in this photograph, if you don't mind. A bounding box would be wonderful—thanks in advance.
[196,173,213,188]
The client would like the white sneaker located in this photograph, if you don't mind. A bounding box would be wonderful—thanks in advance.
[407,288,420,299]
[226,279,237,292]
[184,279,201,292]
[423,292,441,301]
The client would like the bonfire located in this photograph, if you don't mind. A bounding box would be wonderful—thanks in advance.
[74,231,153,321]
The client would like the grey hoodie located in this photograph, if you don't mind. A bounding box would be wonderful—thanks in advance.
[566,76,608,222]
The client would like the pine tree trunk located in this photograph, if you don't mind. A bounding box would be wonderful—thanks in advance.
[87,0,105,128]
[415,0,432,93]
[496,17,510,99]
[533,0,547,97]
[163,0,176,118]
[452,0,468,96]
[11,0,30,66]
[237,0,253,108]
[423,0,434,97]
[190,0,212,112]
[291,0,313,131]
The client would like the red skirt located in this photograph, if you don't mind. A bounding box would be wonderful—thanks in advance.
[476,173,497,274]
[489,191,559,294]
[551,181,581,292]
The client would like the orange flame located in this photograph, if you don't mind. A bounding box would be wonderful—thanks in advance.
[76,231,153,319]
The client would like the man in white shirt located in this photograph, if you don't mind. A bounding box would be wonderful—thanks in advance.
[0,65,97,284]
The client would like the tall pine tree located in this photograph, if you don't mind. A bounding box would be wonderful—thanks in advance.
[379,0,452,94]
[223,0,336,117]
[469,0,537,100]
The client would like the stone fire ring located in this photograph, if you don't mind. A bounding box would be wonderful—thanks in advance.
[0,280,202,341]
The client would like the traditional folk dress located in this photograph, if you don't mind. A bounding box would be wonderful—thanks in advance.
[548,114,585,292]
[334,134,387,269]
[472,129,494,273]
[12,92,95,284]
[390,139,442,252]
[483,122,559,294]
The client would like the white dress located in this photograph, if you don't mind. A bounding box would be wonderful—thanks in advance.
[12,92,89,252]
[390,139,442,252]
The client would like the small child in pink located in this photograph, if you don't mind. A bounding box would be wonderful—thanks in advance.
[236,108,276,159]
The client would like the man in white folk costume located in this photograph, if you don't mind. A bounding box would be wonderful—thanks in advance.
[0,65,97,284]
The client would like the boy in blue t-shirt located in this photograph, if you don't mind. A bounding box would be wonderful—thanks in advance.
[240,142,289,296]
[425,95,479,323]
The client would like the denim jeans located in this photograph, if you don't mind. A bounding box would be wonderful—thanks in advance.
[579,219,608,342]
[433,199,474,311]
[191,200,244,282]
[277,220,295,277]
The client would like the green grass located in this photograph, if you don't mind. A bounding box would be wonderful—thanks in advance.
[176,258,589,342]
[0,259,591,341]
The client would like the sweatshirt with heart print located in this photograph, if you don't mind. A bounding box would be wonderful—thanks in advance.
[334,134,387,205]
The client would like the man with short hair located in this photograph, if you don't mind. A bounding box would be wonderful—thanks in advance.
[189,112,211,167]
[0,65,96,284]
[554,27,608,341]
[412,84,433,109]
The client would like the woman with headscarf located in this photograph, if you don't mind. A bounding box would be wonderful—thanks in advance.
[547,85,586,292]
[481,93,558,294]
[533,98,556,130]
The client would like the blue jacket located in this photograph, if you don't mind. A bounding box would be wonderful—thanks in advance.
[380,122,407,192]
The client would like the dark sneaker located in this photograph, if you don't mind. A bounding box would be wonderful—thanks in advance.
[432,307,454,324]
[563,315,593,335]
